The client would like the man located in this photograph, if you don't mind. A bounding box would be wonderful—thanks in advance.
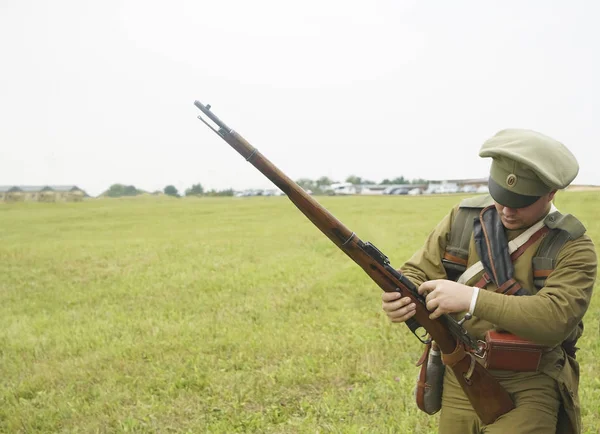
[382,129,596,433]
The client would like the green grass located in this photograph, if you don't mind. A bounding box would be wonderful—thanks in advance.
[1,192,599,433]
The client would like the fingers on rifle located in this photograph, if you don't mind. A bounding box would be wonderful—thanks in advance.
[429,309,442,320]
[425,288,440,306]
[428,301,449,320]
[419,279,444,295]
[426,297,437,312]
[382,295,412,310]
[391,308,416,323]
[418,280,434,295]
[384,300,416,318]
[381,291,402,302]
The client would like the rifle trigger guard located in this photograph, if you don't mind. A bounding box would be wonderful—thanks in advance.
[406,319,431,345]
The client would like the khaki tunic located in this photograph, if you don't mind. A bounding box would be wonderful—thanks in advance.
[401,202,597,434]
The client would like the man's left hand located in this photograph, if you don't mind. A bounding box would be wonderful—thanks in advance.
[418,280,474,320]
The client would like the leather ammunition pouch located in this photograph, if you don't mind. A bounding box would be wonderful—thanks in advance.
[483,330,544,372]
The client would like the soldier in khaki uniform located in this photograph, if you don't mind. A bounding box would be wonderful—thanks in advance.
[382,129,597,433]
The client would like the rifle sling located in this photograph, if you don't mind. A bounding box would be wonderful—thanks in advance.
[442,341,468,367]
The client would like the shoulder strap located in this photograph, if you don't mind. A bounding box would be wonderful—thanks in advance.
[532,210,587,290]
[532,229,572,289]
[442,195,493,281]
[458,194,496,209]
[544,210,586,239]
[531,210,586,359]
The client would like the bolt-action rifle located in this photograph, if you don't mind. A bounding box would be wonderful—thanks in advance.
[193,100,515,424]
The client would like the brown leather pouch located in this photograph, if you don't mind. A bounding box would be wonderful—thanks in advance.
[484,330,544,371]
[415,342,431,413]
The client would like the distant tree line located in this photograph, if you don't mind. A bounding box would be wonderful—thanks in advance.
[103,176,424,198]
[105,184,142,197]
[103,183,233,198]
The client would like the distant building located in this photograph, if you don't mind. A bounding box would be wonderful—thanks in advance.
[424,178,489,194]
[443,177,489,190]
[0,185,88,202]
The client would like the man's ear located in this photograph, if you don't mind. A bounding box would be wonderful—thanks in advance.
[548,190,557,201]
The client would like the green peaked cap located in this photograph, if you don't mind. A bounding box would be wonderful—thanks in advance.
[479,129,579,208]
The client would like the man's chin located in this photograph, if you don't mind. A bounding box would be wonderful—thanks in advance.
[501,219,522,229]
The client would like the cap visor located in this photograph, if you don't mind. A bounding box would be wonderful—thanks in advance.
[488,177,540,208]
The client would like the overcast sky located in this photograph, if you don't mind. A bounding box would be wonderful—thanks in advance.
[1,1,598,196]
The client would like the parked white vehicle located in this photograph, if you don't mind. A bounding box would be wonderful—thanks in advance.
[426,182,459,194]
[329,182,357,195]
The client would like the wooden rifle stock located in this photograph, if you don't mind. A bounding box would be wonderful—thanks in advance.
[193,100,514,424]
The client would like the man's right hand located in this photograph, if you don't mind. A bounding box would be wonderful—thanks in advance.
[381,291,417,323]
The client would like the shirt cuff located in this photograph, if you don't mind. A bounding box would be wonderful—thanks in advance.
[469,287,480,315]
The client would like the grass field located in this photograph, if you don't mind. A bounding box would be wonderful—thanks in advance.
[1,192,599,433]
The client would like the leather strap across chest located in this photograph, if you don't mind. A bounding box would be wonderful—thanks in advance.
[473,225,550,294]
[457,205,557,292]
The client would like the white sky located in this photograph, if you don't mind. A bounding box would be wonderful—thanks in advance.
[1,1,598,196]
